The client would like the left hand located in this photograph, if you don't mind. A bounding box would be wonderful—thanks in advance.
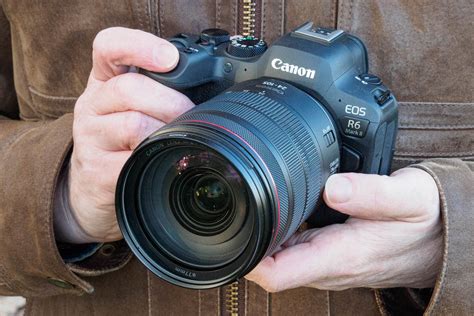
[245,167,443,292]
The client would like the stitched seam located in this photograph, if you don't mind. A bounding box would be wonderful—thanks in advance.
[217,286,221,316]
[267,291,270,316]
[153,0,159,35]
[198,290,202,316]
[395,151,474,157]
[332,0,339,29]
[374,290,390,316]
[394,156,474,161]
[216,0,221,28]
[245,280,248,316]
[279,0,284,36]
[326,291,330,316]
[159,0,165,37]
[137,0,145,31]
[26,299,35,316]
[28,86,78,101]
[231,0,237,34]
[68,253,133,276]
[132,0,146,32]
[11,25,43,120]
[147,271,152,316]
[400,102,474,107]
[399,125,474,130]
[348,0,354,32]
[68,252,133,276]
[261,0,266,40]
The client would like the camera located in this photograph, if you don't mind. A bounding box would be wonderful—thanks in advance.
[116,22,398,289]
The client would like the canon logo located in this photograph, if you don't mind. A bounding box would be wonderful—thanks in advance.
[271,58,316,79]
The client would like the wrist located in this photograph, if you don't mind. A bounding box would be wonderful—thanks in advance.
[53,160,98,244]
[68,163,122,242]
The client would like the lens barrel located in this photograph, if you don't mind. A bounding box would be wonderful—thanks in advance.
[116,78,340,289]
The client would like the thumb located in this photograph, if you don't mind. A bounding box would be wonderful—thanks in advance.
[323,168,438,221]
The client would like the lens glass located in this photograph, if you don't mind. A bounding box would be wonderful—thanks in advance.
[171,169,235,236]
[194,176,230,213]
[138,144,253,269]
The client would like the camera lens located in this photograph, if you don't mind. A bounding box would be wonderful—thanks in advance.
[194,176,230,213]
[116,78,340,289]
[171,168,235,236]
[136,145,253,269]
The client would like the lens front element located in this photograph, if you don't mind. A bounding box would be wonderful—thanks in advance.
[171,167,235,236]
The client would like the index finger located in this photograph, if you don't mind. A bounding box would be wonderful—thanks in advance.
[91,27,179,82]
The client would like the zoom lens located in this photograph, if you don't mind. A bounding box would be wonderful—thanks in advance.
[116,78,340,289]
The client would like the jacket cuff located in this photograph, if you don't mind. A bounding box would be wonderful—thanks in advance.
[375,158,474,315]
[0,114,131,297]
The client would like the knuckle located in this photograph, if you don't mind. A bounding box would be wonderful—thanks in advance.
[258,277,280,293]
[93,27,119,53]
[263,282,280,293]
[110,75,129,96]
[74,92,92,116]
[110,74,142,103]
[372,175,391,210]
[163,93,192,121]
[123,111,145,140]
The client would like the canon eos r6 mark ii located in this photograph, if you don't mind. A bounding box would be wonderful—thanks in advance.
[116,22,398,289]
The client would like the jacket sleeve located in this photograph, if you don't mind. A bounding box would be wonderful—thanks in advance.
[375,158,474,315]
[0,7,130,298]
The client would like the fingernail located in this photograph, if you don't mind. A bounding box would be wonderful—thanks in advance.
[153,43,179,69]
[325,175,353,204]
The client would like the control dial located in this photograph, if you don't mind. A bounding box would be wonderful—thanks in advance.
[227,36,267,58]
[200,28,230,46]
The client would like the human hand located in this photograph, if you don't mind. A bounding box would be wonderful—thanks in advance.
[68,27,194,242]
[246,167,443,291]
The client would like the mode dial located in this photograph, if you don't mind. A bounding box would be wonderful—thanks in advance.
[227,36,267,58]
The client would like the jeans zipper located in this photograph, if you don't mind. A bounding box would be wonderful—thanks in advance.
[145,1,263,315]
[223,2,263,312]
[225,281,240,315]
[223,280,249,315]
[238,0,262,37]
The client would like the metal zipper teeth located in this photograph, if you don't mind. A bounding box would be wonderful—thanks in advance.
[225,281,240,315]
[241,0,256,36]
[239,0,262,38]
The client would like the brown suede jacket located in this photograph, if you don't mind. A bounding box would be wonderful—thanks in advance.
[0,0,473,315]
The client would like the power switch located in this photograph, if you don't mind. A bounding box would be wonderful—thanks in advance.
[323,130,336,147]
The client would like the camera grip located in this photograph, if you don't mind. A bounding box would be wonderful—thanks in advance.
[140,49,216,90]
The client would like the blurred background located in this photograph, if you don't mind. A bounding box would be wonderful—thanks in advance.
[0,297,25,316]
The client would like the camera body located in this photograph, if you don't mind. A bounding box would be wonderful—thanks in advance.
[117,22,399,289]
[144,22,398,177]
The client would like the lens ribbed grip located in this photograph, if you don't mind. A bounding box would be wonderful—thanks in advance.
[176,89,323,251]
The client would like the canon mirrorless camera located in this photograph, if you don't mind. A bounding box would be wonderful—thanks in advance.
[116,22,398,289]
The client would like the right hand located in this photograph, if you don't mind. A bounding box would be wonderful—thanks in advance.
[68,27,194,243]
